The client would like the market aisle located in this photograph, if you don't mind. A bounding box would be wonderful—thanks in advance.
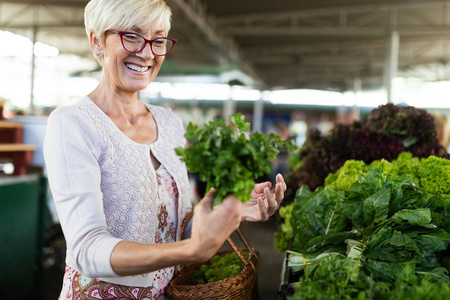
[224,217,285,300]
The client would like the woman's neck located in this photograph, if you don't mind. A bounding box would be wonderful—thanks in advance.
[88,85,146,122]
[88,84,157,145]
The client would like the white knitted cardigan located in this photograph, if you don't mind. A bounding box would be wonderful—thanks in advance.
[44,96,191,287]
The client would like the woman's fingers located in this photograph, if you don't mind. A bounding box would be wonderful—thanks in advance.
[257,197,269,221]
[276,173,287,191]
[264,187,279,214]
[274,174,286,205]
[251,181,271,198]
[275,182,284,203]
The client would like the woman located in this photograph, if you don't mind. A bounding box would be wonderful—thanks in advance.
[44,0,287,299]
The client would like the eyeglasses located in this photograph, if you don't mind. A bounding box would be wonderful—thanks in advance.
[107,29,177,56]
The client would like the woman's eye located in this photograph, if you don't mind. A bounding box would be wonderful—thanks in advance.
[153,39,166,47]
[123,34,140,41]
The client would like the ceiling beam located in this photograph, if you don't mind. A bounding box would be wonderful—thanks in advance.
[0,2,85,28]
[216,0,448,26]
[224,26,450,37]
[268,74,382,87]
[243,35,450,56]
[0,23,83,28]
[251,56,384,66]
[167,0,265,88]
[0,0,88,7]
[249,52,450,66]
[257,56,444,78]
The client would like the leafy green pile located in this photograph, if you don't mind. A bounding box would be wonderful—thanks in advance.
[288,255,450,300]
[190,251,249,284]
[325,152,450,196]
[176,113,295,205]
[274,202,296,252]
[276,152,450,299]
[286,104,449,193]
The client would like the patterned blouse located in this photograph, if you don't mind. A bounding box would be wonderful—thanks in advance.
[58,165,178,299]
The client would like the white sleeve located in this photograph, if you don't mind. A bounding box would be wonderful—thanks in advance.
[43,108,122,278]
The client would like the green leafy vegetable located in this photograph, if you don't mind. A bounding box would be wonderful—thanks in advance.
[290,186,349,252]
[176,113,296,205]
[278,152,450,299]
[190,251,249,284]
[287,254,373,300]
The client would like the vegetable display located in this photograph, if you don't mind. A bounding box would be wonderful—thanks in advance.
[276,152,450,299]
[190,251,250,284]
[176,113,295,205]
[287,104,449,194]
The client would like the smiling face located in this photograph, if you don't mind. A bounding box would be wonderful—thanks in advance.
[97,20,166,96]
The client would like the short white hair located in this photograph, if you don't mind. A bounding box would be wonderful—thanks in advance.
[85,0,172,59]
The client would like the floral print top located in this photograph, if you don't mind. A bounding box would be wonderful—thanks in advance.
[58,164,179,300]
[155,164,179,246]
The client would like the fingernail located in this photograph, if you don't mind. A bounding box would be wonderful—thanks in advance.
[265,187,270,193]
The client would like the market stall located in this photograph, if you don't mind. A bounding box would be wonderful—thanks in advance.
[0,174,47,299]
[275,104,450,299]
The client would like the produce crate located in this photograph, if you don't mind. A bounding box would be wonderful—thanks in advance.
[277,251,299,300]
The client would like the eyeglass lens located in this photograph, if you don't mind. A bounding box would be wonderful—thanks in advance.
[122,33,173,55]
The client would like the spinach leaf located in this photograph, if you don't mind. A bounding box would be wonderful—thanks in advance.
[291,186,349,251]
[392,208,432,227]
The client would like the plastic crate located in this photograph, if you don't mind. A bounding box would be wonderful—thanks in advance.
[277,251,299,299]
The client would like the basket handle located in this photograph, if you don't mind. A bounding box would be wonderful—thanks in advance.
[180,211,258,272]
[226,229,258,272]
[180,211,194,240]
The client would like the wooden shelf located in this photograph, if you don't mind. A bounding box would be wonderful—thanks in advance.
[0,121,23,129]
[0,144,35,152]
[0,121,24,143]
[0,144,35,175]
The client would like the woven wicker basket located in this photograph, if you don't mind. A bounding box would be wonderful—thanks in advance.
[166,212,260,300]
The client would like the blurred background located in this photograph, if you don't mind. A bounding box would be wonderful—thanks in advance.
[2,0,450,299]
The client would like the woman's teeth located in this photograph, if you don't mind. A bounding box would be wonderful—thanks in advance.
[125,63,149,72]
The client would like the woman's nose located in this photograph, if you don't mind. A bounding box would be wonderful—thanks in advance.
[137,42,155,60]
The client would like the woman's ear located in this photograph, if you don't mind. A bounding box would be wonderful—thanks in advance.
[89,31,102,57]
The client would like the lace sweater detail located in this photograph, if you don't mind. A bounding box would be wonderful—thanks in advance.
[44,96,191,287]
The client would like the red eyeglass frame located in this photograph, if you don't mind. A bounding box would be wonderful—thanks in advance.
[107,29,177,56]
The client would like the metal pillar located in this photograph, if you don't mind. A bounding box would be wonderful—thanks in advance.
[223,86,236,121]
[28,5,40,116]
[352,77,361,121]
[252,94,264,133]
[384,30,399,103]
[29,26,37,115]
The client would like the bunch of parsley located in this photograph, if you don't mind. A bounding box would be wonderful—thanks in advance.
[176,113,295,205]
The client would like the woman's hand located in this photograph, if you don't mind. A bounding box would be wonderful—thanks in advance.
[241,173,287,223]
[189,189,242,263]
